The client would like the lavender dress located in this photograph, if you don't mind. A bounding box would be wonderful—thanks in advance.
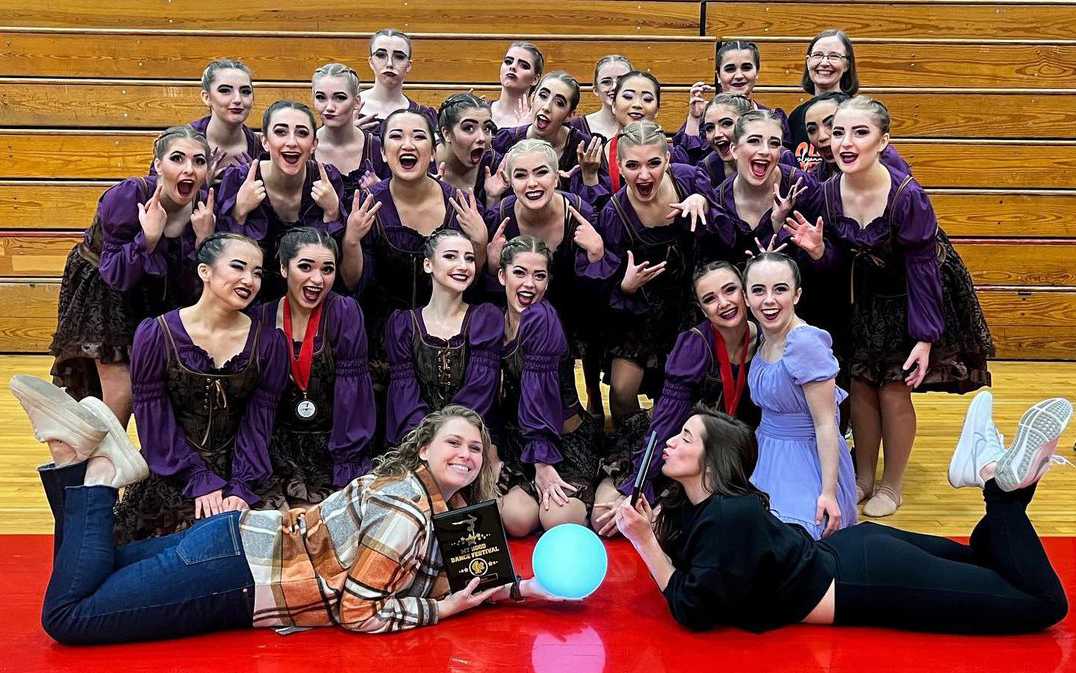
[748,325,857,540]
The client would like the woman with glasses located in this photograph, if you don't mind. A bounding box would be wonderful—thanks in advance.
[787,30,860,172]
[359,29,438,137]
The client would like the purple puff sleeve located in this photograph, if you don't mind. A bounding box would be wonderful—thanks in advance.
[895,183,944,342]
[587,201,625,282]
[617,327,709,497]
[451,303,503,425]
[326,294,377,484]
[569,196,610,280]
[515,302,567,464]
[779,148,798,169]
[492,125,527,154]
[385,309,427,446]
[225,320,289,505]
[670,124,710,165]
[569,166,612,209]
[130,317,227,498]
[784,326,839,385]
[98,178,169,290]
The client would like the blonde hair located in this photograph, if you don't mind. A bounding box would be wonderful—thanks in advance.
[375,405,498,503]
[312,63,361,96]
[617,120,668,154]
[505,138,558,174]
[836,95,891,134]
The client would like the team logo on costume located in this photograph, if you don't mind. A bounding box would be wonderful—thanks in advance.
[795,141,822,172]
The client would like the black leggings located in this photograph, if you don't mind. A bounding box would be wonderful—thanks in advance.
[827,480,1067,634]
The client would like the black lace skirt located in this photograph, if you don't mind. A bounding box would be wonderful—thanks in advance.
[596,410,651,487]
[113,473,200,544]
[496,412,604,506]
[49,246,167,400]
[849,233,994,394]
[257,429,336,509]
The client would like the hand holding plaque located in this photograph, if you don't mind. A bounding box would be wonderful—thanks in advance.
[433,499,516,593]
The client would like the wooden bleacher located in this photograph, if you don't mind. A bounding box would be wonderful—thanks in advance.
[0,0,1073,359]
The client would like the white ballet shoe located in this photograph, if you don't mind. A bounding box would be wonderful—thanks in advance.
[78,396,148,489]
[9,375,107,456]
[949,390,1005,489]
[995,398,1073,492]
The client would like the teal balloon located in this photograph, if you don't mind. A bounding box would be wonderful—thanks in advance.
[532,523,608,599]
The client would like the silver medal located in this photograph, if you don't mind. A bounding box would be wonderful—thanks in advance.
[296,399,317,419]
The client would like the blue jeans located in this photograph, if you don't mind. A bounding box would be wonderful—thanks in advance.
[39,463,255,645]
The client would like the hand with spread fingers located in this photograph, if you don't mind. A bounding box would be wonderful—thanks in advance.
[450,189,489,247]
[592,494,627,537]
[620,250,667,294]
[534,463,578,511]
[483,156,510,204]
[577,136,603,186]
[744,234,789,259]
[194,489,224,519]
[666,193,708,232]
[311,161,341,222]
[771,177,806,232]
[346,192,382,241]
[352,97,380,132]
[783,210,826,260]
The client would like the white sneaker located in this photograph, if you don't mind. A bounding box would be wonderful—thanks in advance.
[10,375,108,456]
[949,390,1005,489]
[78,397,148,489]
[995,398,1073,492]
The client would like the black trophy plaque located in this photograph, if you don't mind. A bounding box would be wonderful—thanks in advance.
[432,499,516,592]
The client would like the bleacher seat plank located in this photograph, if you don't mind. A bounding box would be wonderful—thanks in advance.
[898,141,1076,189]
[0,31,716,85]
[931,191,1076,238]
[756,91,1076,140]
[706,2,1076,41]
[954,240,1076,287]
[0,0,703,35]
[0,182,108,232]
[0,80,690,130]
[0,235,78,277]
[0,282,59,353]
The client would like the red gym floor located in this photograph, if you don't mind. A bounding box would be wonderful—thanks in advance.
[3,535,1074,673]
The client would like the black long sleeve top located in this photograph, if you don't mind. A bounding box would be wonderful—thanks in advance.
[661,493,837,633]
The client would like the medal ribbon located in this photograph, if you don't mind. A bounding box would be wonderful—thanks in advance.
[609,135,621,192]
[283,296,324,394]
[714,328,750,416]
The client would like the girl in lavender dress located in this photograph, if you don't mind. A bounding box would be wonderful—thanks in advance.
[742,252,856,540]
[254,228,376,507]
[784,96,992,518]
[384,228,502,447]
[112,233,289,543]
[50,126,215,426]
[495,236,603,537]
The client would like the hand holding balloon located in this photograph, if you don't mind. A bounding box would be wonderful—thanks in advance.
[532,524,608,599]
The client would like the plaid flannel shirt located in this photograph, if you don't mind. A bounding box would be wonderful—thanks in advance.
[239,466,461,633]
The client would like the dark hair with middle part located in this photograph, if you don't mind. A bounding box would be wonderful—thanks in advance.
[717,40,761,70]
[153,125,210,161]
[743,251,802,290]
[613,70,662,108]
[654,408,769,547]
[700,93,754,132]
[692,259,743,287]
[423,227,474,260]
[381,108,437,145]
[500,234,553,271]
[732,109,784,144]
[535,70,581,112]
[261,100,317,136]
[800,29,859,95]
[277,226,339,268]
[437,92,492,136]
[196,232,260,266]
[804,90,852,118]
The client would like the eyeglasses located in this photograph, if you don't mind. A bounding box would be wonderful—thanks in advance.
[807,52,849,64]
